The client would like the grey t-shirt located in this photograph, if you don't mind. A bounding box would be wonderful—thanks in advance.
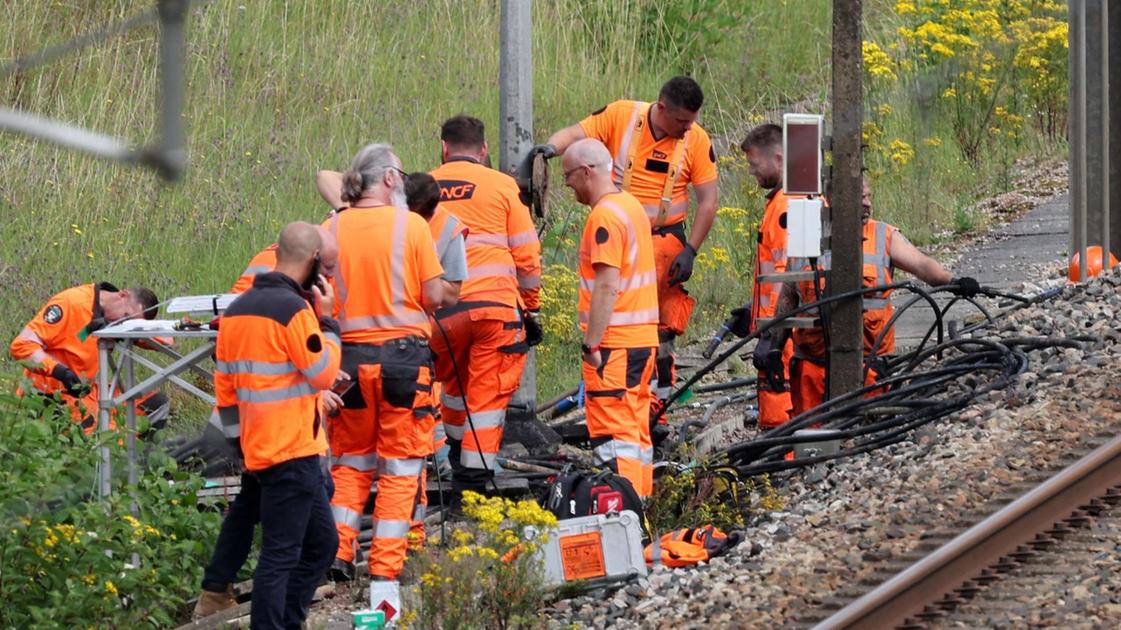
[440,233,469,283]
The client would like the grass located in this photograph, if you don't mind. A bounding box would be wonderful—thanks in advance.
[1,0,1065,406]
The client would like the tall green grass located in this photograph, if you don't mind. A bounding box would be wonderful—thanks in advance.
[0,0,1063,402]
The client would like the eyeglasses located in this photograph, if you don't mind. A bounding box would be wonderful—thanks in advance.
[387,166,408,180]
[563,164,591,180]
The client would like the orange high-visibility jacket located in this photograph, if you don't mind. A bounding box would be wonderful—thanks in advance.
[230,244,279,294]
[579,100,718,228]
[788,219,898,358]
[430,157,541,309]
[751,188,801,328]
[11,283,117,395]
[578,191,660,348]
[428,205,468,268]
[324,205,444,344]
[215,272,341,471]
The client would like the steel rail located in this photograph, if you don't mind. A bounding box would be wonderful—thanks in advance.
[814,431,1121,629]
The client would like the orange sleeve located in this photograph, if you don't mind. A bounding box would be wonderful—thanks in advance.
[586,209,627,269]
[688,127,719,187]
[409,214,444,284]
[578,100,628,147]
[10,293,77,374]
[505,183,542,310]
[284,308,341,392]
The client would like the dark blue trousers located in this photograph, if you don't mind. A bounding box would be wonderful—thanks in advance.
[202,472,260,592]
[250,455,338,630]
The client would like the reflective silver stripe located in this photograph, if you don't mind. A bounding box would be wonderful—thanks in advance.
[598,198,639,267]
[235,382,316,403]
[215,359,298,375]
[28,349,51,365]
[444,422,466,440]
[17,327,44,346]
[771,247,786,261]
[465,408,505,430]
[863,297,890,309]
[640,200,688,222]
[413,503,426,522]
[507,229,538,248]
[581,269,657,295]
[433,421,446,441]
[333,452,379,471]
[379,457,424,477]
[441,391,466,411]
[389,207,408,309]
[215,406,241,438]
[592,439,651,464]
[612,101,644,185]
[332,505,362,530]
[465,233,509,248]
[372,519,411,539]
[338,311,430,332]
[324,331,341,347]
[436,212,464,259]
[468,263,517,280]
[460,448,497,470]
[578,308,659,327]
[300,349,332,380]
[654,386,672,400]
[517,274,541,290]
[759,261,777,274]
[241,264,272,277]
[759,294,773,308]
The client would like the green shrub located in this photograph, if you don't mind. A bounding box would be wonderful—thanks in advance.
[0,393,219,628]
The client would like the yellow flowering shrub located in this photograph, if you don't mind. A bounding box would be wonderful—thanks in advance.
[403,492,557,629]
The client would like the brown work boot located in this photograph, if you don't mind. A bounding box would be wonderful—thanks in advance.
[192,584,237,620]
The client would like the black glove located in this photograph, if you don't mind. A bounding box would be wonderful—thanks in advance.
[950,276,981,298]
[523,309,544,347]
[517,143,558,188]
[752,337,786,392]
[729,306,752,338]
[51,364,89,398]
[667,243,697,287]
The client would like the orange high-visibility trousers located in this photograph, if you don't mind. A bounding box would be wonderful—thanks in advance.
[584,347,657,498]
[430,304,527,487]
[757,338,794,429]
[790,356,882,418]
[328,344,435,580]
[651,229,696,401]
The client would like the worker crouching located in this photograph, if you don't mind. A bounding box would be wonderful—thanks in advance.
[565,139,659,500]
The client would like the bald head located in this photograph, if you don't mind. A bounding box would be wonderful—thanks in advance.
[564,139,613,177]
[276,221,322,266]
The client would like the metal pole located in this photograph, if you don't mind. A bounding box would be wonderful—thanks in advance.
[97,340,114,499]
[500,0,537,416]
[1101,0,1111,265]
[1071,0,1088,280]
[125,342,138,507]
[149,0,187,180]
[827,0,864,400]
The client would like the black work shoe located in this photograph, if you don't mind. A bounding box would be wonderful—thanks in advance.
[329,558,357,583]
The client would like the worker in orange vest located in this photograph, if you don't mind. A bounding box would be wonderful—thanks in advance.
[535,76,719,420]
[194,227,341,620]
[736,123,798,429]
[429,115,542,502]
[213,221,342,629]
[774,178,980,414]
[10,282,168,433]
[323,143,445,587]
[564,139,659,498]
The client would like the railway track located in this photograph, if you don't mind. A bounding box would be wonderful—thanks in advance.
[802,429,1121,629]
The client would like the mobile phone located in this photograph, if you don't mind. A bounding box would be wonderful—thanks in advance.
[331,377,354,396]
[302,254,321,292]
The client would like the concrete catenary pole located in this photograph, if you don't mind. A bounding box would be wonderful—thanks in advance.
[500,0,536,416]
[827,0,864,400]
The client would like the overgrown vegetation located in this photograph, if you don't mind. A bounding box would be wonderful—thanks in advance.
[402,491,557,630]
[0,394,218,627]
